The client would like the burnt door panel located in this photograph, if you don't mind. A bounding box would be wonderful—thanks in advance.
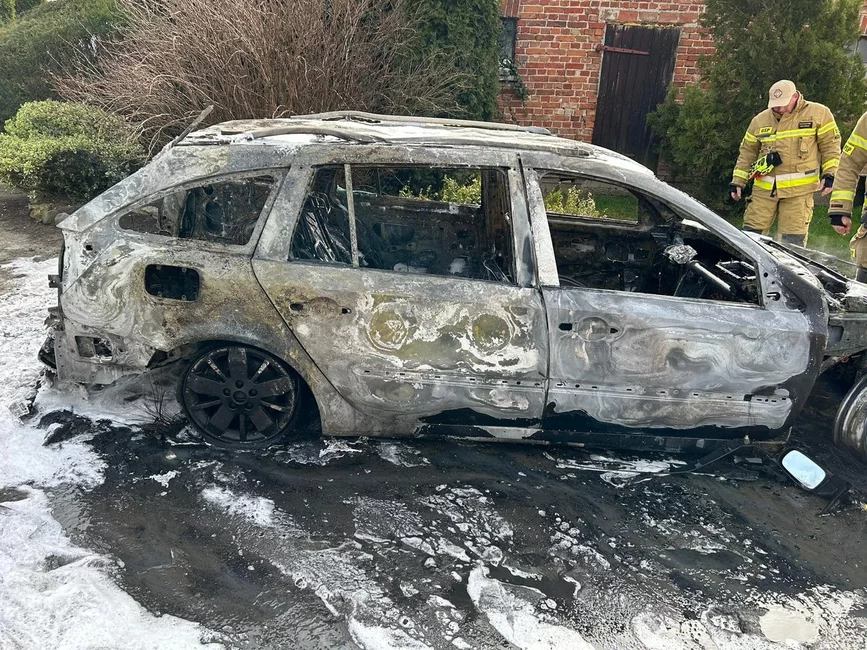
[542,288,813,437]
[592,24,680,169]
[254,261,548,431]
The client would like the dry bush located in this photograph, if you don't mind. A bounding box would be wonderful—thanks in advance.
[56,0,471,152]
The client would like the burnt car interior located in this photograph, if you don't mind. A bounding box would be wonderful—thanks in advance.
[539,173,761,305]
[290,165,516,283]
[118,175,274,246]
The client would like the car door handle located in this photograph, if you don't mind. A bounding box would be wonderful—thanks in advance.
[288,298,352,315]
[561,317,620,340]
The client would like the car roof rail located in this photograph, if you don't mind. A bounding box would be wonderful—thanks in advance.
[290,110,552,136]
[221,125,386,144]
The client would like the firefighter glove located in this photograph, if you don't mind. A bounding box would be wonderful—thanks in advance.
[749,151,782,178]
[829,212,848,227]
[822,174,834,189]
[728,184,741,198]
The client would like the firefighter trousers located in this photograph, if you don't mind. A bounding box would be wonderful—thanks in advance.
[743,192,813,245]
[851,224,867,267]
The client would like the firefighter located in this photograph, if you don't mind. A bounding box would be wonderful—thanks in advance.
[828,110,867,282]
[729,80,841,247]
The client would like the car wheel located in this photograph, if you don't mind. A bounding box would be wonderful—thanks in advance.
[834,373,867,460]
[180,345,300,449]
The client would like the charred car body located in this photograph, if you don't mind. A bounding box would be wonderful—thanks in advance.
[39,112,867,455]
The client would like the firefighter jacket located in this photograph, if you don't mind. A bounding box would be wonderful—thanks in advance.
[731,96,841,199]
[828,111,867,220]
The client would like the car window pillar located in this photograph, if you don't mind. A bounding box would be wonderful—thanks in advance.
[343,163,360,267]
[506,167,536,288]
[522,167,560,287]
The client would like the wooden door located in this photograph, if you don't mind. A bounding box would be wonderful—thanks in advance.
[591,24,680,170]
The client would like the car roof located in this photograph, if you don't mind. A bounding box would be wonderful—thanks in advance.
[179,110,654,177]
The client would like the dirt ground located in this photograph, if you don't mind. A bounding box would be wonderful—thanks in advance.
[2,186,867,649]
[0,186,62,263]
[0,186,62,294]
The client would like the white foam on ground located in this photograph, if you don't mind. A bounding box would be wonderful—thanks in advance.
[149,470,180,488]
[204,485,436,649]
[348,620,434,650]
[467,565,593,649]
[0,255,221,649]
[751,587,865,647]
[630,612,717,650]
[34,366,183,429]
[0,258,57,411]
[376,442,430,467]
[201,485,279,528]
[276,438,366,465]
[759,605,819,643]
[0,257,105,492]
[0,488,221,649]
[0,418,105,490]
[546,451,686,484]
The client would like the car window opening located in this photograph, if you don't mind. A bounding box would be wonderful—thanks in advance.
[118,175,274,246]
[539,172,761,305]
[290,165,516,284]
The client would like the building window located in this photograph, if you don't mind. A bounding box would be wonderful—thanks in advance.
[499,17,518,80]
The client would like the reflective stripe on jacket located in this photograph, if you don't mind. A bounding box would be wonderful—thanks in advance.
[829,111,867,220]
[731,96,841,199]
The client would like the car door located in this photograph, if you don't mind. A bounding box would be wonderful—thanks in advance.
[253,150,548,433]
[523,166,815,437]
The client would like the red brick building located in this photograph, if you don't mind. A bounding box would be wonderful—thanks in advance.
[499,0,867,169]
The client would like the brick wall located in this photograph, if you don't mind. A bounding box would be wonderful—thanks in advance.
[500,1,867,144]
[499,1,713,142]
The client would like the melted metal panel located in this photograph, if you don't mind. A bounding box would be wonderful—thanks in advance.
[253,261,548,428]
[543,288,812,431]
[54,232,374,435]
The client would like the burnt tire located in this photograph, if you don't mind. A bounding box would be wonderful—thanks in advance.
[834,373,867,459]
[179,345,300,449]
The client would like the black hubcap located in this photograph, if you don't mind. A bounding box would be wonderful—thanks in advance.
[182,346,297,445]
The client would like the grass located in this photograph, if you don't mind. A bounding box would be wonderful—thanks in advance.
[591,194,640,221]
[726,203,861,261]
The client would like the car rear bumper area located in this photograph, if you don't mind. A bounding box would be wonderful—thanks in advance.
[38,334,57,370]
[42,309,157,385]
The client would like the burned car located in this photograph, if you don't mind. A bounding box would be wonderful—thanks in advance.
[39,111,867,456]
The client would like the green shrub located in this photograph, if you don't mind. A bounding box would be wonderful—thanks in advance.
[398,175,482,204]
[0,0,122,125]
[0,100,144,200]
[649,0,867,212]
[0,0,43,25]
[407,0,502,120]
[544,187,600,217]
[0,0,12,24]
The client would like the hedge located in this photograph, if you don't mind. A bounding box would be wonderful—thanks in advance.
[408,0,502,121]
[0,100,144,200]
